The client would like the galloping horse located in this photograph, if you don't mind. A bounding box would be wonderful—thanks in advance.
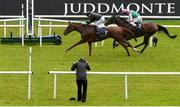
[105,15,177,53]
[63,22,138,56]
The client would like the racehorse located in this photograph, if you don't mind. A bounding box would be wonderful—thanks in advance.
[105,15,177,53]
[63,22,139,56]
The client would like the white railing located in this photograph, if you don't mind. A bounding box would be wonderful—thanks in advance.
[0,16,23,18]
[35,15,180,19]
[0,4,25,46]
[0,25,25,27]
[0,47,32,100]
[1,14,179,47]
[48,71,180,100]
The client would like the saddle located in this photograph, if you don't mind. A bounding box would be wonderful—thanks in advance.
[96,27,108,40]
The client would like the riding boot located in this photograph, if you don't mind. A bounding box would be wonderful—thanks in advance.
[135,24,141,35]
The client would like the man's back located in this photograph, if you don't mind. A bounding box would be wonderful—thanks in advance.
[71,58,90,80]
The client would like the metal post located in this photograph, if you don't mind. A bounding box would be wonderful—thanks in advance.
[150,36,153,47]
[124,74,128,100]
[28,71,31,100]
[40,31,42,47]
[21,4,24,46]
[95,42,97,47]
[38,17,43,47]
[101,40,104,46]
[54,74,57,99]
[32,0,34,35]
[29,47,32,72]
[26,0,29,35]
[3,21,6,38]
[38,17,41,37]
[19,18,22,37]
[26,0,34,36]
[49,21,52,35]
[28,47,32,100]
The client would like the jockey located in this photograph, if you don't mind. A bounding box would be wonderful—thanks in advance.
[86,12,107,39]
[121,9,142,30]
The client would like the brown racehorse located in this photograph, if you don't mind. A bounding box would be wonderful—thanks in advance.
[105,15,177,53]
[63,22,139,56]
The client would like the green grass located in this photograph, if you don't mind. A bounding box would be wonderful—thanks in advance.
[0,20,180,106]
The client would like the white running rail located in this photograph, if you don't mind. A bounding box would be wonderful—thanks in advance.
[0,47,33,100]
[48,71,180,100]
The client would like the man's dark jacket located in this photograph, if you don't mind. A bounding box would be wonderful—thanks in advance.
[71,58,91,80]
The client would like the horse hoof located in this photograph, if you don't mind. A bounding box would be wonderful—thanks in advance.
[132,47,139,52]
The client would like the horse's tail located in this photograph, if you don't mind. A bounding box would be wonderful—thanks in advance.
[157,24,177,39]
[121,27,137,42]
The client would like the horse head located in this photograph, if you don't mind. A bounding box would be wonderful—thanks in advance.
[105,15,130,27]
[63,21,74,36]
[64,22,86,36]
[105,15,116,26]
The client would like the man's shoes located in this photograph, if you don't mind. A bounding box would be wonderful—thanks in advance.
[69,97,76,101]
[77,98,81,101]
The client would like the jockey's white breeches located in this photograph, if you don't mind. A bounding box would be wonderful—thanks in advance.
[130,16,142,26]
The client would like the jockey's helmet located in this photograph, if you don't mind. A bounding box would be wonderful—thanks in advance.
[121,9,130,14]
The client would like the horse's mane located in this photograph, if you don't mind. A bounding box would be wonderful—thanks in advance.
[115,16,134,29]
[115,16,129,23]
[71,22,95,28]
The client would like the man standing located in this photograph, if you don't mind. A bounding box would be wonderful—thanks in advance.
[71,57,91,102]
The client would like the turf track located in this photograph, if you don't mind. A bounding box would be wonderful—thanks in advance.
[0,20,180,106]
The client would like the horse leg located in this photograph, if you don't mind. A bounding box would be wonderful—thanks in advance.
[113,40,116,49]
[122,39,139,52]
[140,36,150,53]
[134,35,148,48]
[140,42,148,53]
[134,42,145,48]
[113,40,119,49]
[65,40,85,52]
[118,41,130,56]
[88,42,92,56]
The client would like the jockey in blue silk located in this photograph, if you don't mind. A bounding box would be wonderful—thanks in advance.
[121,9,142,29]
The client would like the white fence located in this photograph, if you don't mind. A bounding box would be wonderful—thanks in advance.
[0,4,25,46]
[0,47,32,100]
[48,71,180,100]
[1,0,180,47]
[35,15,180,19]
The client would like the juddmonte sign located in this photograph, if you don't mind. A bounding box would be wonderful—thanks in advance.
[63,2,176,16]
[35,0,179,16]
[0,0,179,17]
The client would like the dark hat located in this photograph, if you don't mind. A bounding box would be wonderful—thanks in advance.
[69,97,76,101]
